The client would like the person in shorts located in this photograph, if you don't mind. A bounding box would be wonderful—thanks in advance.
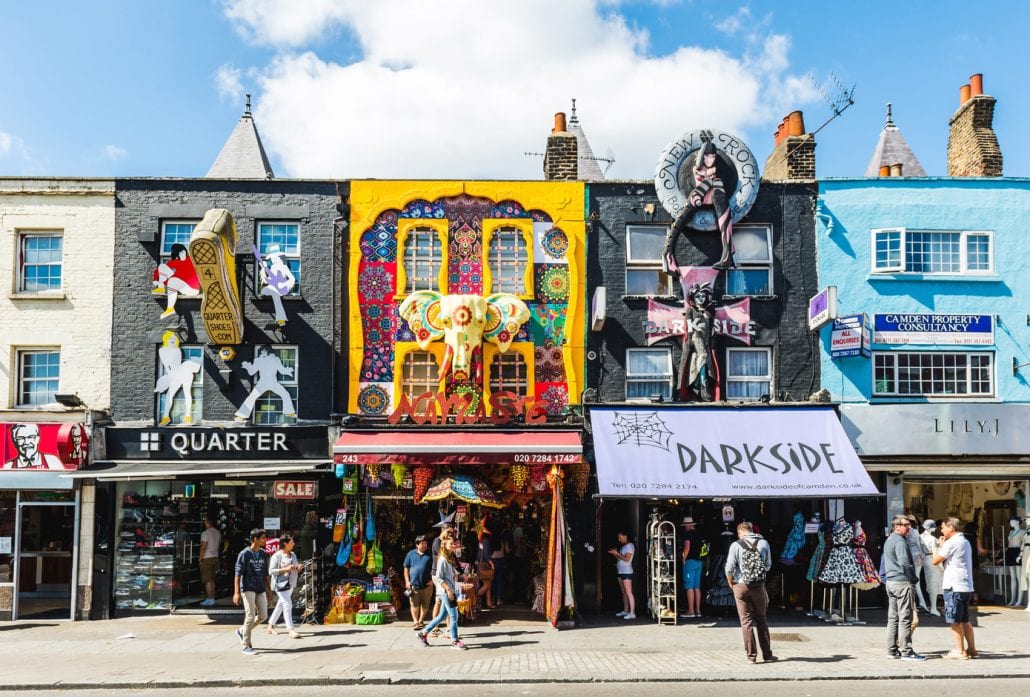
[680,517,703,618]
[933,516,978,659]
[199,516,220,606]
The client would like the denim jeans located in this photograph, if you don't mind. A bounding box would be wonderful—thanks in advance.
[423,589,459,642]
[268,588,294,630]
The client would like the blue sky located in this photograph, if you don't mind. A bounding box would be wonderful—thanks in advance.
[1,1,1027,181]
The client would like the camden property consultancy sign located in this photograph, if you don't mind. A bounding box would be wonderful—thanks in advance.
[590,407,878,499]
[873,314,994,346]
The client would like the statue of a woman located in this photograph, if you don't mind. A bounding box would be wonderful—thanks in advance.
[679,282,716,401]
[663,136,735,271]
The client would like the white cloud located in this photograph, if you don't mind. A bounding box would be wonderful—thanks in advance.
[715,6,751,36]
[215,64,245,101]
[0,130,12,155]
[225,0,814,179]
[103,144,127,161]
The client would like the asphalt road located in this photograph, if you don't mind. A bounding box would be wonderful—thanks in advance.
[9,679,1030,697]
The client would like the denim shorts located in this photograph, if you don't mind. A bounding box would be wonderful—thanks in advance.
[682,559,703,590]
[943,589,972,624]
[617,573,633,581]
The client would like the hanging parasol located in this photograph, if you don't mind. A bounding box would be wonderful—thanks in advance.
[420,474,504,509]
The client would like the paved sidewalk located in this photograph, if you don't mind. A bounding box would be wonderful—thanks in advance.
[1,605,1029,689]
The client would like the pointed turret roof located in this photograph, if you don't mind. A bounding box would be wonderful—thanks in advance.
[864,103,926,176]
[567,99,606,181]
[207,94,275,179]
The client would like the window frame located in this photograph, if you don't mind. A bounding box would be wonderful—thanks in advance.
[17,231,64,294]
[483,342,535,411]
[725,347,772,402]
[154,344,203,425]
[396,219,448,297]
[870,228,994,275]
[625,347,674,402]
[724,224,773,297]
[256,221,302,298]
[251,345,298,425]
[159,220,198,261]
[872,351,995,398]
[15,348,61,407]
[393,343,446,404]
[482,219,534,299]
[624,224,673,297]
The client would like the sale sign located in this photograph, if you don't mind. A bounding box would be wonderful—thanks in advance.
[273,480,317,500]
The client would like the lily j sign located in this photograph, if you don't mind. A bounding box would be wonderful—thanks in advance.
[589,407,878,498]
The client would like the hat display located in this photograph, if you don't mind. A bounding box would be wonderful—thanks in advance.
[681,516,695,526]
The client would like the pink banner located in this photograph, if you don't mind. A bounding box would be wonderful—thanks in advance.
[646,298,754,346]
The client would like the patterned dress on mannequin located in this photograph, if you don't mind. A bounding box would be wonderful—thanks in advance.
[850,525,880,591]
[818,519,864,585]
[780,511,806,564]
[806,524,829,582]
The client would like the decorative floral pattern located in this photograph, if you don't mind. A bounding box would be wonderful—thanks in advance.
[541,227,569,258]
[395,308,416,342]
[450,222,482,265]
[357,384,390,415]
[401,199,445,219]
[360,211,399,262]
[536,264,570,304]
[534,343,565,383]
[361,346,393,382]
[536,383,569,415]
[529,303,566,345]
[357,264,395,301]
[491,200,527,218]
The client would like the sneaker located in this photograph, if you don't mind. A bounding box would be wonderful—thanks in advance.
[966,650,979,659]
[623,613,636,620]
[452,640,468,650]
[888,651,901,659]
[235,628,245,647]
[289,631,302,639]
[901,653,926,662]
[944,650,970,660]
[188,208,243,345]
[241,647,256,656]
[416,632,429,647]
[763,655,779,662]
[200,598,215,607]
[615,611,628,617]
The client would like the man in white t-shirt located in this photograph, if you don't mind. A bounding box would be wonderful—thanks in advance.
[933,516,977,659]
[199,517,221,607]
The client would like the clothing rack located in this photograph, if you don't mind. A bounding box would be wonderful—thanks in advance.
[646,513,677,625]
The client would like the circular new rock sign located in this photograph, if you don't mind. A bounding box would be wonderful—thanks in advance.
[653,129,760,231]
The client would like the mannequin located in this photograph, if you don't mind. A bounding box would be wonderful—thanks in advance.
[1022,516,1030,611]
[920,520,943,616]
[905,516,929,612]
[1005,517,1025,606]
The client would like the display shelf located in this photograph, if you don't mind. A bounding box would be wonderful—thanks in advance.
[646,514,677,625]
[114,502,200,612]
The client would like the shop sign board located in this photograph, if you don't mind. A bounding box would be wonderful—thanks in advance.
[831,313,871,358]
[273,480,317,500]
[1,422,88,471]
[104,426,329,460]
[387,390,547,426]
[263,517,281,530]
[841,403,1030,456]
[873,313,994,346]
[645,298,756,346]
[590,407,878,499]
[808,287,838,331]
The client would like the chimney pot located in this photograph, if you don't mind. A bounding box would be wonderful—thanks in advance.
[788,110,805,137]
[879,165,890,177]
[774,122,784,145]
[969,73,983,97]
[553,112,567,134]
[959,84,971,105]
[889,163,903,177]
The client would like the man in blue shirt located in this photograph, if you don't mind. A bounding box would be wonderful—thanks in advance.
[404,534,434,630]
[233,529,271,655]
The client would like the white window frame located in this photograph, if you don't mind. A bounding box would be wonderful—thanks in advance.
[625,225,673,296]
[725,347,772,402]
[17,232,64,294]
[253,345,298,425]
[15,348,61,407]
[256,221,302,297]
[870,228,994,274]
[872,351,994,397]
[155,345,203,425]
[725,224,773,296]
[625,347,674,401]
[159,220,198,262]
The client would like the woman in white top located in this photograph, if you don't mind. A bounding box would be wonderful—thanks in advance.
[608,531,636,620]
[267,535,302,638]
[417,537,468,650]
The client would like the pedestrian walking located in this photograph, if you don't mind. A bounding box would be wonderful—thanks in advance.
[724,521,777,664]
[233,528,271,655]
[609,531,636,620]
[267,534,302,639]
[417,537,468,650]
[883,515,926,661]
[403,534,434,630]
[933,516,978,659]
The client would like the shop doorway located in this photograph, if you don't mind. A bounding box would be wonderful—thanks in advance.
[16,502,77,620]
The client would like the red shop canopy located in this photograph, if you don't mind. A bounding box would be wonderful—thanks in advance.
[333,430,582,466]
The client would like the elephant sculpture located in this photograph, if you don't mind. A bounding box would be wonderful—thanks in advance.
[398,291,530,383]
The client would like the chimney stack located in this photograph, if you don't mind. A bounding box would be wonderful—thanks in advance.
[947,72,1002,177]
[543,112,578,181]
[763,110,815,181]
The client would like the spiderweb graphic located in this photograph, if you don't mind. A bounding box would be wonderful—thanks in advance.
[610,411,673,451]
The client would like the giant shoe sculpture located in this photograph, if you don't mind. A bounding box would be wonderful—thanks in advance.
[189,209,244,345]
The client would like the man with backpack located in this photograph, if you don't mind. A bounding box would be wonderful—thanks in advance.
[724,521,777,664]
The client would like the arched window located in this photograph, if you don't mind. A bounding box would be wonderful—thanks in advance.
[402,225,443,293]
[488,350,529,398]
[400,350,440,398]
[487,226,528,295]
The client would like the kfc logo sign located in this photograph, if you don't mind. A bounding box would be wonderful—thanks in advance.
[273,480,317,500]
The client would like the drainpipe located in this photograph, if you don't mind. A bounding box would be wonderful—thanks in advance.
[815,197,834,235]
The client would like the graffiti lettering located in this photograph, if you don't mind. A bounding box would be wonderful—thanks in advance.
[388,390,545,426]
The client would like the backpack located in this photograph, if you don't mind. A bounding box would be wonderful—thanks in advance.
[738,538,767,584]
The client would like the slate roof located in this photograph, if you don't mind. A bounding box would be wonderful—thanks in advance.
[206,97,275,179]
[568,100,606,181]
[864,103,926,176]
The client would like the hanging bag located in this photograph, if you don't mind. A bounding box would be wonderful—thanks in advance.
[350,496,365,566]
[365,493,376,542]
[365,540,383,574]
[336,526,352,567]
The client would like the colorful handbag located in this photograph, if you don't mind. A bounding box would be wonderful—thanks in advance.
[365,495,376,542]
[335,526,352,567]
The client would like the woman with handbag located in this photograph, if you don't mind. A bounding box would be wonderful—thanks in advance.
[267,535,302,639]
[417,537,468,650]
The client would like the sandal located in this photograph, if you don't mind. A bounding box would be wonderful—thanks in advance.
[430,628,442,638]
[266,625,278,635]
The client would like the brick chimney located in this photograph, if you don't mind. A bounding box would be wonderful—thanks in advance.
[543,112,578,181]
[947,73,1002,177]
[762,110,815,181]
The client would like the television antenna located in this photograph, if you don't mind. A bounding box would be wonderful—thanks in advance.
[808,71,856,137]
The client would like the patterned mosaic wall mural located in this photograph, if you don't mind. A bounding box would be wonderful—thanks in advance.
[348,181,585,417]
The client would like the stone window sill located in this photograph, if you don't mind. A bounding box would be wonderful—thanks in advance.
[8,292,66,300]
[866,273,1001,283]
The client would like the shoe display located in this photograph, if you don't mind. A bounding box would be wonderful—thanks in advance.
[189,208,243,345]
